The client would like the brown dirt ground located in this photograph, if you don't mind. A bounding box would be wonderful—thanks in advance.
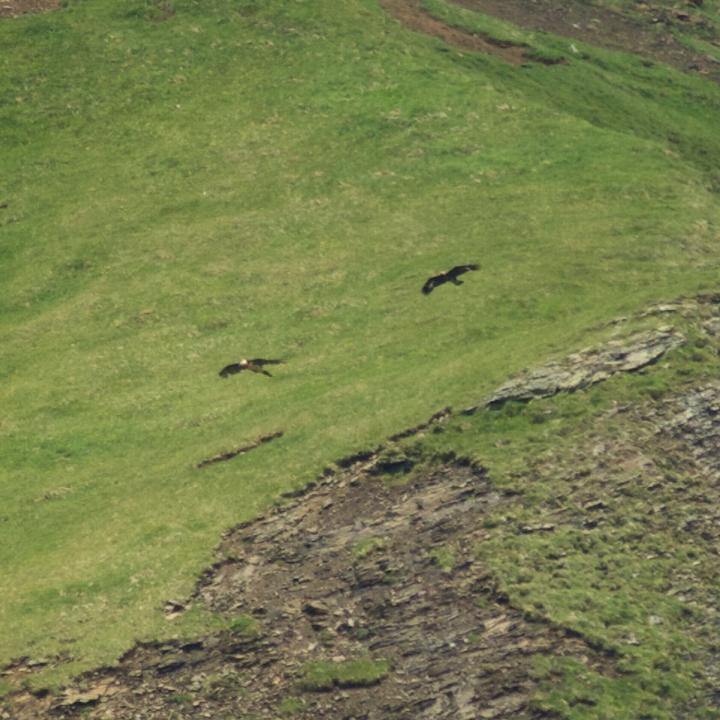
[379,0,551,65]
[453,0,719,76]
[3,461,619,720]
[0,0,58,19]
[382,0,720,81]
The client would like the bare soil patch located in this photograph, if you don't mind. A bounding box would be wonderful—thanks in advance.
[0,0,58,19]
[4,461,616,720]
[452,0,720,80]
[381,0,720,81]
[379,0,548,65]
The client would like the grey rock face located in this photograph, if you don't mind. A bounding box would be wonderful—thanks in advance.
[660,384,720,479]
[487,330,685,407]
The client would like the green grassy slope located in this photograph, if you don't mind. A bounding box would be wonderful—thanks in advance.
[1,0,720,685]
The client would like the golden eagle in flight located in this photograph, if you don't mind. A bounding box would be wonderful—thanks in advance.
[422,264,479,295]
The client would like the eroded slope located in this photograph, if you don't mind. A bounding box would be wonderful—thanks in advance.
[5,297,720,718]
[383,0,720,82]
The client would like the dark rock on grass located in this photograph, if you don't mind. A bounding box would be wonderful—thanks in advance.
[196,431,283,469]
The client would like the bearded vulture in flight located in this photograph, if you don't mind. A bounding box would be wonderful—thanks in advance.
[219,358,285,378]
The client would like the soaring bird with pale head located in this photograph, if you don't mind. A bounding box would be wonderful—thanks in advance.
[219,358,285,378]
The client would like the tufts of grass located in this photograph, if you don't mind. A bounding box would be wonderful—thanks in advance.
[299,657,389,692]
[277,696,305,716]
[429,544,457,573]
[351,536,387,560]
[227,614,259,638]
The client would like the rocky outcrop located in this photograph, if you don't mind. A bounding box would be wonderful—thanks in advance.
[659,384,720,478]
[486,330,685,408]
[16,464,613,720]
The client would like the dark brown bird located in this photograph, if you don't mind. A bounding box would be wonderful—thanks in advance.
[422,264,479,295]
[219,358,285,378]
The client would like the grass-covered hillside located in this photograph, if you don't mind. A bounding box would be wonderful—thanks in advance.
[1,0,720,697]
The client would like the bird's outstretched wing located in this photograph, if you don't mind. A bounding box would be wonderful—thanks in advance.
[448,263,479,278]
[219,363,243,378]
[421,274,447,295]
[251,358,285,366]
